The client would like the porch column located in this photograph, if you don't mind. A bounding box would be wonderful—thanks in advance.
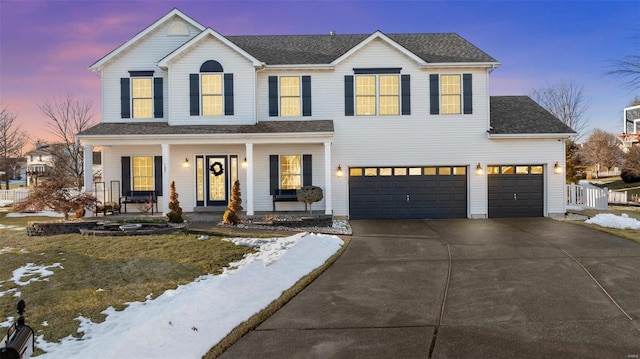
[83,144,94,217]
[162,144,170,215]
[245,143,254,215]
[324,142,332,215]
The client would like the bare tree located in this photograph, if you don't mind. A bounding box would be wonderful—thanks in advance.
[606,54,640,91]
[578,129,624,177]
[0,106,29,189]
[531,80,590,139]
[621,146,640,183]
[38,95,96,191]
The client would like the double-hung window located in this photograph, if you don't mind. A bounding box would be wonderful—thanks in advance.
[120,71,163,119]
[345,69,410,116]
[201,73,223,116]
[132,78,153,118]
[355,75,399,116]
[132,156,154,191]
[268,76,311,117]
[430,73,472,115]
[280,155,301,189]
[280,77,301,116]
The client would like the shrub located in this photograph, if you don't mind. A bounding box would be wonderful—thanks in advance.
[166,181,184,223]
[13,176,97,220]
[296,186,323,214]
[223,180,243,225]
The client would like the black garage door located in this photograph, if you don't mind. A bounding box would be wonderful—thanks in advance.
[349,166,467,219]
[488,165,544,218]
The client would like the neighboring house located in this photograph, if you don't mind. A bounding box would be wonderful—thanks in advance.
[77,8,575,219]
[25,142,102,187]
[619,104,640,152]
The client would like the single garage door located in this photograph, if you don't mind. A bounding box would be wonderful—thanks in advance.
[488,165,544,218]
[349,166,467,220]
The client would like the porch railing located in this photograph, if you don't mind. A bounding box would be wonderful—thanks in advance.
[566,184,608,210]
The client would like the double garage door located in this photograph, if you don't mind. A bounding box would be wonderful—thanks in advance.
[349,164,544,219]
[349,166,468,220]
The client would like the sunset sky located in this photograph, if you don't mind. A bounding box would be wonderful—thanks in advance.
[1,1,638,150]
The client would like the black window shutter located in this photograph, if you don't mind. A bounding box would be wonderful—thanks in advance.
[401,74,411,115]
[269,155,279,195]
[463,73,472,114]
[302,155,312,186]
[153,77,163,118]
[268,76,278,117]
[302,76,312,116]
[189,74,200,116]
[224,73,234,115]
[344,75,354,116]
[154,156,163,196]
[429,74,439,115]
[120,78,130,119]
[121,156,131,196]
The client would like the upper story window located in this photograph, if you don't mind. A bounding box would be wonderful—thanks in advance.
[355,75,399,116]
[190,60,234,116]
[269,76,311,117]
[132,78,153,118]
[430,73,472,115]
[280,77,301,116]
[345,69,410,117]
[120,71,163,119]
[201,74,223,116]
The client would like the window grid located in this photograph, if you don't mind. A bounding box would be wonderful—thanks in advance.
[379,75,399,115]
[132,156,154,191]
[201,74,223,116]
[132,78,153,118]
[280,155,301,190]
[280,77,301,117]
[356,76,377,115]
[441,75,461,114]
[355,75,400,116]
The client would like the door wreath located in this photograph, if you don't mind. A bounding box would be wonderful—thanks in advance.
[210,161,224,176]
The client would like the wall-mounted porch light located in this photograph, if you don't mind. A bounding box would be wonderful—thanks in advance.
[475,163,484,175]
[554,162,562,174]
[242,157,248,168]
[182,158,190,168]
[336,165,343,177]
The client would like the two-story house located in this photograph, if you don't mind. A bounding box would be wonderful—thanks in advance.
[77,8,574,219]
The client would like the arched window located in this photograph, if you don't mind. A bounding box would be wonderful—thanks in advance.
[167,22,189,36]
[190,60,234,117]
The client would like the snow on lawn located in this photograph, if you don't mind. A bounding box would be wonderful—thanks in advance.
[6,211,64,218]
[585,213,640,230]
[34,232,343,359]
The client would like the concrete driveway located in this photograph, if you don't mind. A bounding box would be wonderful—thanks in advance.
[221,218,640,358]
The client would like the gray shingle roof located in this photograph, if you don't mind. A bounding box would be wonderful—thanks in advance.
[225,33,497,65]
[489,96,576,135]
[76,120,334,137]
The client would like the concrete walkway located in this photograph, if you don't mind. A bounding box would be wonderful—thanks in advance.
[221,218,640,358]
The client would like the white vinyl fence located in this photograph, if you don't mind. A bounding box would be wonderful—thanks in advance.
[0,189,32,206]
[566,184,608,210]
[608,191,628,204]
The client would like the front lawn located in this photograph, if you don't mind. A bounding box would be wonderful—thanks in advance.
[0,212,259,355]
[589,177,640,198]
[568,205,640,244]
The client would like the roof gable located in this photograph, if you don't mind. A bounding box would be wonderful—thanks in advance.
[331,31,427,66]
[88,8,205,71]
[157,28,264,68]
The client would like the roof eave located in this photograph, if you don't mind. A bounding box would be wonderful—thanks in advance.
[420,61,501,69]
[77,131,334,145]
[488,132,575,139]
[262,64,336,70]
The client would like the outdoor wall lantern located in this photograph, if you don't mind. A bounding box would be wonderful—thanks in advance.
[475,163,484,175]
[336,165,343,177]
[554,162,562,174]
[182,158,190,168]
[242,157,248,168]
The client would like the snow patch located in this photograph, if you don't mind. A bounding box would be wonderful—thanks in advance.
[585,213,640,230]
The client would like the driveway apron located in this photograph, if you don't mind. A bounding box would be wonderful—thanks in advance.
[221,218,640,358]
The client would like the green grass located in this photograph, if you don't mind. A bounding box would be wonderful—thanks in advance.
[588,177,640,197]
[0,213,261,355]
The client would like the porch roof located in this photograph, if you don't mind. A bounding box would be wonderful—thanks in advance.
[488,96,576,138]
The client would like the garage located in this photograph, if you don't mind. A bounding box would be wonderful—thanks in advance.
[349,166,467,219]
[488,165,544,218]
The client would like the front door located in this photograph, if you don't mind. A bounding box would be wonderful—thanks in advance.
[195,155,238,207]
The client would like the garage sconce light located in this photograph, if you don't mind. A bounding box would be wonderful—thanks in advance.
[554,162,562,174]
[475,163,484,175]
[182,158,190,168]
[336,165,343,177]
[242,157,247,168]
